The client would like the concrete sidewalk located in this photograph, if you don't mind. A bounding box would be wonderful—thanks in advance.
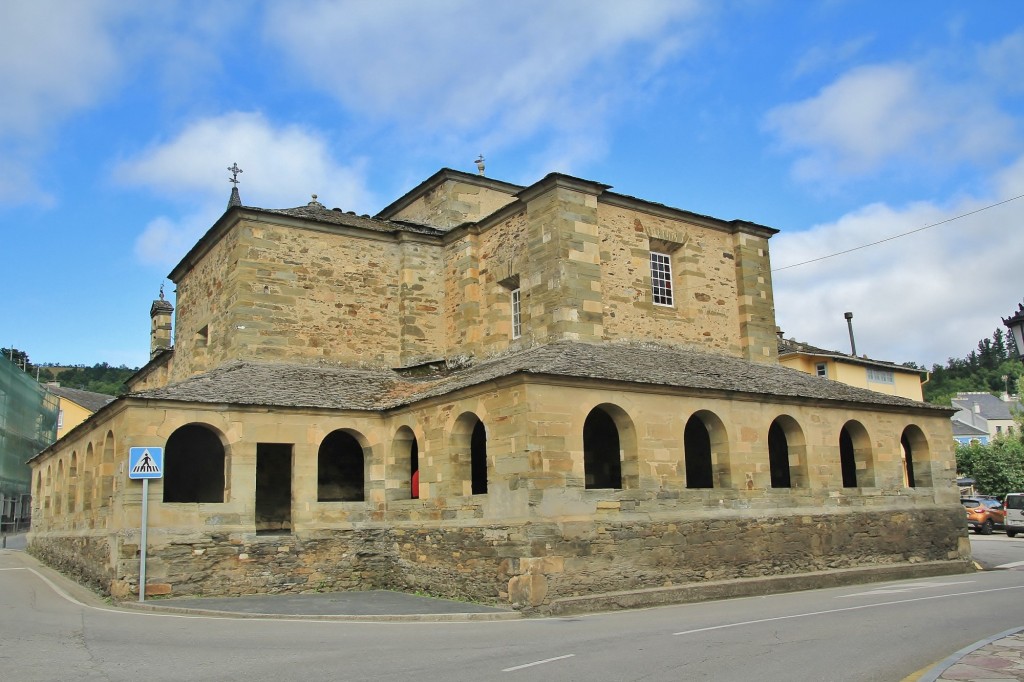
[917,628,1024,681]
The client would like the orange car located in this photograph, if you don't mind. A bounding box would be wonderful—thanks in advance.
[962,497,1006,534]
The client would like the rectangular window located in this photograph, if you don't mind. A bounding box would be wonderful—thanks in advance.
[815,363,827,378]
[650,252,673,306]
[866,368,894,384]
[511,288,521,339]
[57,409,64,429]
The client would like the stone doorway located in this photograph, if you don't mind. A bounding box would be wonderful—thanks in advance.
[256,443,292,534]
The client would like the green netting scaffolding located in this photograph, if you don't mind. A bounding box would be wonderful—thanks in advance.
[0,354,57,530]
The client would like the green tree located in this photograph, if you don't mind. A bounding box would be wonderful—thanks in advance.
[956,436,1024,499]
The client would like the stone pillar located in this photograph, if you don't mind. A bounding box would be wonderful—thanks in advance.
[520,175,607,343]
[150,289,174,359]
[732,227,778,364]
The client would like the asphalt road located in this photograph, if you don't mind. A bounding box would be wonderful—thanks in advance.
[1,536,1022,681]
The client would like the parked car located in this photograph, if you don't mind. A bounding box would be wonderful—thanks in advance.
[1004,493,1024,538]
[962,497,1006,534]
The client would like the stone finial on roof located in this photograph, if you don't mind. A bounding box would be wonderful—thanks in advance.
[307,194,325,209]
[227,162,243,209]
[475,155,485,176]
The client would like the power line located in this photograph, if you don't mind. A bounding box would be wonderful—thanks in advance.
[772,193,1024,272]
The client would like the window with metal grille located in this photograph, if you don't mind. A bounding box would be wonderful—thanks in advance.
[650,252,673,306]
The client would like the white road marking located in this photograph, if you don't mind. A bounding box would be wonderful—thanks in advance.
[673,585,1024,636]
[996,560,1024,569]
[502,654,575,672]
[836,581,974,597]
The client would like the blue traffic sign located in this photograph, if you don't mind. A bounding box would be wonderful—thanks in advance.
[129,447,163,479]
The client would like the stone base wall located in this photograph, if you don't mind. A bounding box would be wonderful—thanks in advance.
[29,534,113,594]
[29,506,968,611]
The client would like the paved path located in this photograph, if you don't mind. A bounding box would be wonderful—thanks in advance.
[921,629,1024,681]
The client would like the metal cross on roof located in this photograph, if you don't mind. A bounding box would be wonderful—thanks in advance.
[228,163,243,186]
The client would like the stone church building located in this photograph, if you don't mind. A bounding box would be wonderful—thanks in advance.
[28,167,967,610]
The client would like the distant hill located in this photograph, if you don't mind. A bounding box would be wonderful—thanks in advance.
[39,363,138,396]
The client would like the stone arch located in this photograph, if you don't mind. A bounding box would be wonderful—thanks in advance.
[44,464,52,513]
[163,423,227,503]
[451,412,488,496]
[901,424,932,488]
[684,410,731,489]
[839,420,875,488]
[584,403,638,490]
[68,450,79,513]
[54,459,65,515]
[34,471,42,514]
[391,425,420,500]
[317,428,367,502]
[99,431,115,509]
[768,415,808,488]
[83,443,94,513]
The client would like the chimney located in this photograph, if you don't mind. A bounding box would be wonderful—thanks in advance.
[844,312,857,356]
[150,285,174,358]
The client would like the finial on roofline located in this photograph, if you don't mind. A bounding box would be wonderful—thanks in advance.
[227,162,243,209]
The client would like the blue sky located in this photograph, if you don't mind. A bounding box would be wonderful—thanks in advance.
[1,1,1022,370]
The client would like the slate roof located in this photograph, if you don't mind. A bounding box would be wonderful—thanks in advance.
[129,341,948,414]
[777,337,918,373]
[47,385,115,413]
[254,202,444,237]
[951,418,989,438]
[951,392,1023,421]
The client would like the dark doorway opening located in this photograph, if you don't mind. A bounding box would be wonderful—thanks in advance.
[471,420,487,494]
[163,424,225,503]
[684,415,714,488]
[768,421,792,488]
[410,436,419,499]
[584,408,622,489]
[256,443,292,534]
[902,432,916,488]
[840,428,858,487]
[318,430,365,501]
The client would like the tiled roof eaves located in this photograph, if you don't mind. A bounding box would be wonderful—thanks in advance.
[778,348,922,373]
[128,342,951,416]
[30,398,125,463]
[601,192,778,237]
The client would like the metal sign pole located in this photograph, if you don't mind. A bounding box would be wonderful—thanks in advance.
[139,478,149,602]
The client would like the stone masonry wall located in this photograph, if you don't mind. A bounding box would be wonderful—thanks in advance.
[30,506,967,610]
[598,203,745,356]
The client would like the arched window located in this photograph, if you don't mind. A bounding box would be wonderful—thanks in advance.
[768,421,791,488]
[839,421,874,488]
[391,426,420,500]
[452,413,488,496]
[100,431,115,508]
[68,451,78,513]
[839,428,857,487]
[471,420,487,494]
[684,415,713,489]
[163,424,226,503]
[318,429,365,502]
[83,444,94,513]
[901,425,932,487]
[585,408,622,489]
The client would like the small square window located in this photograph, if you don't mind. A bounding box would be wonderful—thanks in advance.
[511,288,521,339]
[815,363,827,378]
[650,252,673,306]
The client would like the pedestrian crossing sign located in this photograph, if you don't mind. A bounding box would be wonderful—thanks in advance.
[129,447,163,479]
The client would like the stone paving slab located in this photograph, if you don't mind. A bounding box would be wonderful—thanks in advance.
[923,630,1024,681]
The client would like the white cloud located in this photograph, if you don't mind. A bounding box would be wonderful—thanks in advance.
[263,0,704,171]
[764,44,1020,184]
[771,157,1024,366]
[118,112,374,267]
